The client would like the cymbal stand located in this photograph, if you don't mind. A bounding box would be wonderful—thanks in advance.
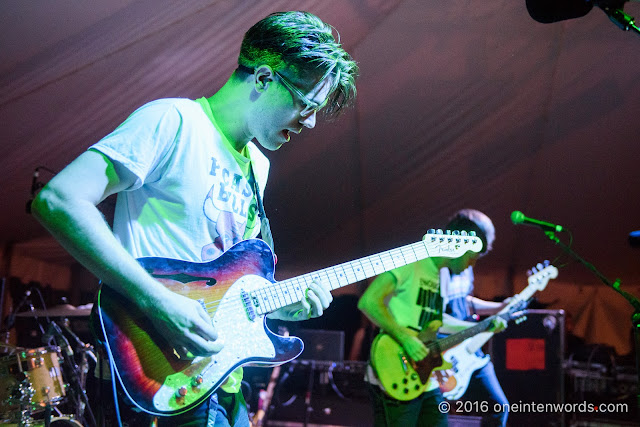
[60,319,97,427]
[43,320,97,427]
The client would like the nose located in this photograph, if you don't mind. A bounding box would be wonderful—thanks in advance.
[299,110,317,129]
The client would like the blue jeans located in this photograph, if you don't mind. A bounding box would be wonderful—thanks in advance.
[369,385,448,427]
[461,361,508,427]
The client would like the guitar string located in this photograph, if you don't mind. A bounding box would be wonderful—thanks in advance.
[185,244,434,314]
[196,259,388,316]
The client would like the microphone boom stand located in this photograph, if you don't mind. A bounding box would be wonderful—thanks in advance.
[544,230,640,415]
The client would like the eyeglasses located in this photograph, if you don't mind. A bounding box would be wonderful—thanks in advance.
[274,71,328,116]
[237,64,329,116]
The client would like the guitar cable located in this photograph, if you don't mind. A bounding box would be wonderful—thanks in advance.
[104,345,124,427]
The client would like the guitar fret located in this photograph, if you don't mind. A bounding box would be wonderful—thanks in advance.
[280,282,294,305]
[351,260,367,281]
[250,233,483,316]
[323,269,342,290]
[256,288,275,313]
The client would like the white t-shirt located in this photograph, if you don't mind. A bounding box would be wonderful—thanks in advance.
[91,97,270,263]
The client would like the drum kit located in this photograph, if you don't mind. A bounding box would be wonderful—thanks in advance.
[0,303,96,426]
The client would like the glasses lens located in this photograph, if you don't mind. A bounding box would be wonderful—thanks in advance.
[277,72,322,115]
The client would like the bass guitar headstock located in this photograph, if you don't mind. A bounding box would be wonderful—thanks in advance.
[526,261,558,292]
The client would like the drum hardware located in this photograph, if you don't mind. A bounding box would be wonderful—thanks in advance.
[1,288,97,427]
[0,346,67,425]
[41,320,97,427]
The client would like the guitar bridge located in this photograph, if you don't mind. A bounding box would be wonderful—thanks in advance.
[241,290,257,321]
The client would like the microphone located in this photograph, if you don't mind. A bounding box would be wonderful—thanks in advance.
[526,0,639,33]
[526,0,594,23]
[511,211,564,232]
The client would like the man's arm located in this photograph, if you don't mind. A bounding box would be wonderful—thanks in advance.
[441,312,507,335]
[358,272,429,362]
[466,295,508,316]
[31,150,222,356]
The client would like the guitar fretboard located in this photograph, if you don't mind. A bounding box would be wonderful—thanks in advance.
[251,232,482,315]
[429,315,498,354]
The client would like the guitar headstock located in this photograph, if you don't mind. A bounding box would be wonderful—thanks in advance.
[526,261,558,292]
[500,299,530,323]
[422,228,484,258]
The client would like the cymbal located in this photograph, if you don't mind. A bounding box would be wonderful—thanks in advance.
[15,303,93,318]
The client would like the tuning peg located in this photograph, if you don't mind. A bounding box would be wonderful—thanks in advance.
[526,269,532,277]
[543,260,550,267]
[427,229,436,235]
[436,229,443,234]
[536,262,544,271]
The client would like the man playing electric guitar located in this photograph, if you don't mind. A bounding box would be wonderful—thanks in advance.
[32,11,358,426]
[358,221,506,427]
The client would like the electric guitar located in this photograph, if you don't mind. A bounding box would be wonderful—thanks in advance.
[433,262,558,400]
[96,229,482,416]
[370,304,527,401]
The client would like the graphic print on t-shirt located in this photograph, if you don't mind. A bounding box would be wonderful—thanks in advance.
[416,277,443,330]
[201,156,257,260]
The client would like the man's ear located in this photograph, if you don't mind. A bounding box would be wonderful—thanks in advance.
[254,65,275,93]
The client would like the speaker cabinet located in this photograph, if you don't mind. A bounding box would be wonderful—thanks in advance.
[490,309,565,426]
[296,328,345,362]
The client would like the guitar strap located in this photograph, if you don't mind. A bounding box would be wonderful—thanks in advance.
[249,163,275,253]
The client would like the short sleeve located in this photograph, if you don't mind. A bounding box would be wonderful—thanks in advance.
[90,99,184,190]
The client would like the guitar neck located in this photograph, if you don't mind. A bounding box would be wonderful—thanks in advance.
[252,233,482,316]
[431,316,498,353]
[464,284,540,352]
[448,265,556,354]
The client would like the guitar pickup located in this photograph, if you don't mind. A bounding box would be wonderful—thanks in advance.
[241,290,257,321]
[399,353,409,375]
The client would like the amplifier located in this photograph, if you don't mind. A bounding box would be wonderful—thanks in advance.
[490,309,565,426]
[295,328,345,362]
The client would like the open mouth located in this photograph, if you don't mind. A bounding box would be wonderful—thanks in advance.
[282,130,290,142]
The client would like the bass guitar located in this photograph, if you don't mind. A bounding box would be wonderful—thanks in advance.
[96,229,482,416]
[433,262,558,400]
[370,304,527,401]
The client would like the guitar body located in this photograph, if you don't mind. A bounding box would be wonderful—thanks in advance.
[370,332,448,401]
[434,342,490,400]
[370,298,531,401]
[433,263,558,400]
[96,239,303,416]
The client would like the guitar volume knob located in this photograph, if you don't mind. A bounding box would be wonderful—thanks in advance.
[176,386,188,397]
[192,375,204,386]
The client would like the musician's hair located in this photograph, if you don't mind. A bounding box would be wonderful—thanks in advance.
[446,209,496,255]
[238,11,358,118]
